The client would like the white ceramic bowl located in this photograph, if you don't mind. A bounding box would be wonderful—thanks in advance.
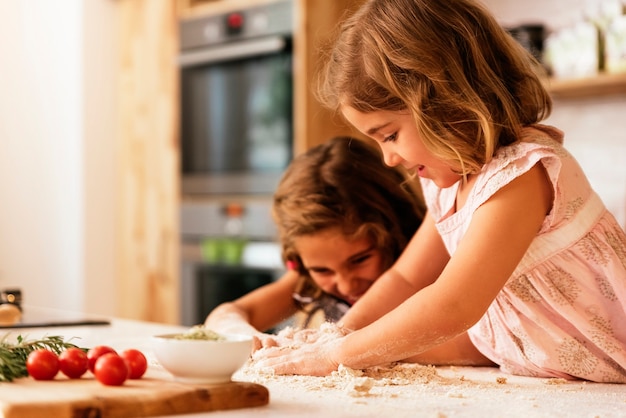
[151,333,253,384]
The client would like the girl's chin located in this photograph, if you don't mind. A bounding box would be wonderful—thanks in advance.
[427,173,463,189]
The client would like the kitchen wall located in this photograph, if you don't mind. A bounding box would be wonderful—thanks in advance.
[0,1,118,315]
[485,0,626,229]
[487,0,592,29]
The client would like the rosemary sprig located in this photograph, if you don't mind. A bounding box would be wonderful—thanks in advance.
[0,334,87,382]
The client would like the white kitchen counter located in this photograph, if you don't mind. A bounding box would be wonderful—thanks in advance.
[6,307,626,418]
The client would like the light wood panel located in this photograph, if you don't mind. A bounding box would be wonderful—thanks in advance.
[292,0,367,155]
[116,0,180,324]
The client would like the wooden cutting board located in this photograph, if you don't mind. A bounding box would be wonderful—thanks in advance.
[0,371,269,418]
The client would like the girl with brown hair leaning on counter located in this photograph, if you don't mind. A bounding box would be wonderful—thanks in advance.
[204,136,425,350]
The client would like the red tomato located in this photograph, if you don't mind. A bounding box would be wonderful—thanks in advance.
[94,353,128,386]
[59,347,89,379]
[26,349,59,380]
[87,345,117,373]
[120,349,148,379]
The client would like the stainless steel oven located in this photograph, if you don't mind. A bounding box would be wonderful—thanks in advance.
[178,0,294,196]
[177,1,293,326]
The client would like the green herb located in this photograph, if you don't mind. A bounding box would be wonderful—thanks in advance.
[0,334,87,382]
[174,325,225,341]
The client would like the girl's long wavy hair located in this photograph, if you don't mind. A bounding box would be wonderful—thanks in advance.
[272,136,425,275]
[317,0,552,175]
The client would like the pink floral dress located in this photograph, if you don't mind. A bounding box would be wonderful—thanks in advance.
[420,124,626,383]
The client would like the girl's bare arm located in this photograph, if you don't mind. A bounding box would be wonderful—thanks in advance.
[333,164,553,369]
[339,212,450,331]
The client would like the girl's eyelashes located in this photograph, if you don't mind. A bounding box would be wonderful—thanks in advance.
[351,254,372,265]
[382,132,398,143]
[306,249,374,275]
[308,267,332,275]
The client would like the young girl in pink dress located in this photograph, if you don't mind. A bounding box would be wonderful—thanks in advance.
[253,0,626,382]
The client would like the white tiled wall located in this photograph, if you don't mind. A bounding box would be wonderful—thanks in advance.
[484,0,626,230]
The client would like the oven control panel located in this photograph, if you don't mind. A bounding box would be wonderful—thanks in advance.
[180,0,293,50]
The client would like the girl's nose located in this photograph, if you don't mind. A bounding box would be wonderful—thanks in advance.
[335,272,356,297]
[381,146,402,167]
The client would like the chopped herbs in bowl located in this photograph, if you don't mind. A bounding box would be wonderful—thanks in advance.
[172,326,226,341]
[152,326,252,384]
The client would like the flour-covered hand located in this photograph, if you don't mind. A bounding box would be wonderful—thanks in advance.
[253,332,288,352]
[251,335,343,376]
[252,327,321,352]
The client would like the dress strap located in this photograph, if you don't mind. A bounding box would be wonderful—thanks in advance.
[514,191,606,274]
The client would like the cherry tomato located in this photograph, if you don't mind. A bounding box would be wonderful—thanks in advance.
[94,353,128,386]
[87,345,117,373]
[26,349,59,380]
[120,349,148,379]
[59,347,89,379]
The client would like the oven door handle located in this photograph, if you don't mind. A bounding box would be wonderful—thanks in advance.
[178,36,287,68]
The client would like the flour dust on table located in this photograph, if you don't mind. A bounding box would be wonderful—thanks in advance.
[238,324,626,418]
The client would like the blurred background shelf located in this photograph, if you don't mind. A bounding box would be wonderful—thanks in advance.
[546,73,626,99]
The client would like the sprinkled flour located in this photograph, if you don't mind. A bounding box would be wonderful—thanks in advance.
[234,323,626,417]
[244,322,464,398]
